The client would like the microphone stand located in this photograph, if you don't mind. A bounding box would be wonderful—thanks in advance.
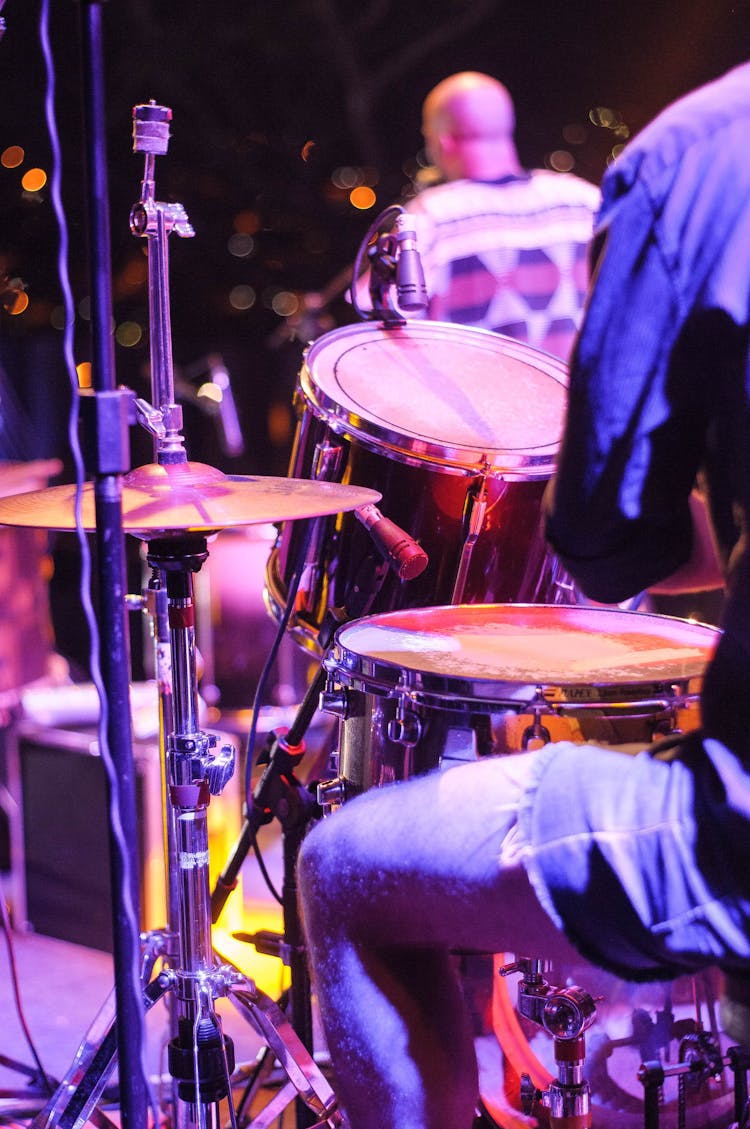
[77,6,147,1129]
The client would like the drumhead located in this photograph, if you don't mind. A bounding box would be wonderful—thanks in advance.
[302,322,567,475]
[329,604,720,707]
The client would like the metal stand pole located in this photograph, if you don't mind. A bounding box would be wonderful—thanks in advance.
[78,5,147,1128]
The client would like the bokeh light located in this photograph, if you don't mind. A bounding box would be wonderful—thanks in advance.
[76,362,92,389]
[21,167,47,192]
[589,106,622,129]
[562,123,587,145]
[118,258,148,291]
[115,321,143,347]
[233,210,261,235]
[227,232,255,258]
[271,291,299,317]
[229,284,256,310]
[1,146,24,169]
[547,149,575,173]
[8,289,29,315]
[267,401,293,447]
[197,382,223,404]
[332,166,361,189]
[350,186,376,210]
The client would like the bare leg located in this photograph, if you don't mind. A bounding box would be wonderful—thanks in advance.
[297,753,582,1129]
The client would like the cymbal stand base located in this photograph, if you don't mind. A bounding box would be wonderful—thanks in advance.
[27,957,341,1129]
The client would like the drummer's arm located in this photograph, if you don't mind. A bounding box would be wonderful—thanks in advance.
[0,458,63,496]
[647,488,725,595]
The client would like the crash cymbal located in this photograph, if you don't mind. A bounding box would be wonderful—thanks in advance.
[0,461,382,535]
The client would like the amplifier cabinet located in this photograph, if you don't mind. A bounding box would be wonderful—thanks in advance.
[12,721,166,952]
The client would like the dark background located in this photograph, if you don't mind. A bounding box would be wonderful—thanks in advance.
[1,0,749,676]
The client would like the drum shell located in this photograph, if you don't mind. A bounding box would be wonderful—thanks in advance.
[332,687,481,799]
[320,600,732,1129]
[268,400,562,649]
[266,321,573,651]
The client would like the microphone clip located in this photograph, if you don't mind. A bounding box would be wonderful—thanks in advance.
[351,203,429,327]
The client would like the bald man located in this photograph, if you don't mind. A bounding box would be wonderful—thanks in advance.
[401,71,600,360]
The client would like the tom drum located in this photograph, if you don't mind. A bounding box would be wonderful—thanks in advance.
[265,321,574,654]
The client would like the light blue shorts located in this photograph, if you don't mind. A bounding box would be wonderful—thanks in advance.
[519,732,750,981]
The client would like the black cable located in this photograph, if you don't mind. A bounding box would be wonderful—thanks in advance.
[0,877,54,1096]
[252,835,283,907]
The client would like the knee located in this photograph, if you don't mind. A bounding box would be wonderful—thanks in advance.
[297,814,346,915]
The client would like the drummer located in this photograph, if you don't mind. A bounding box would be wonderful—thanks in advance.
[357,71,600,362]
[298,63,750,1129]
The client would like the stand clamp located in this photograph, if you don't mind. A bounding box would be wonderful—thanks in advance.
[500,957,597,1129]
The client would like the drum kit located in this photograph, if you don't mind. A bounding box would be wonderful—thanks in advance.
[0,75,745,1129]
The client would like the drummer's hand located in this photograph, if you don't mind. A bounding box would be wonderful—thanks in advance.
[0,458,64,497]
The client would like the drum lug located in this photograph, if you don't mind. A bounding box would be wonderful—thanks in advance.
[317,774,347,815]
[387,700,421,747]
[521,705,552,751]
[320,688,350,720]
[312,440,345,482]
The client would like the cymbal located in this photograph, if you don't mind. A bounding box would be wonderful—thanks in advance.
[0,461,382,535]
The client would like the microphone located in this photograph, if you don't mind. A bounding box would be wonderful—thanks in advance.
[395,213,429,312]
[355,504,429,580]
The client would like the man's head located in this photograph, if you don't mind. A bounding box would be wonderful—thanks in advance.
[422,71,520,182]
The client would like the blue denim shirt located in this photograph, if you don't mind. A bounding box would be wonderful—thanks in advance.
[532,64,750,977]
[546,62,750,760]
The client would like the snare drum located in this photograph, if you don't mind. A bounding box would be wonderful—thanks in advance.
[265,322,573,653]
[319,603,718,805]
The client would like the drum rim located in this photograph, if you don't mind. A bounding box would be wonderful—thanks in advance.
[326,602,720,709]
[302,321,567,476]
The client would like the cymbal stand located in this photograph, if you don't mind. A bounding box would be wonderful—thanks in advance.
[30,532,343,1129]
[29,100,343,1129]
[129,104,339,1129]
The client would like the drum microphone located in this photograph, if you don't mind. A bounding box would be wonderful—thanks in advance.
[355,503,429,580]
[395,213,429,312]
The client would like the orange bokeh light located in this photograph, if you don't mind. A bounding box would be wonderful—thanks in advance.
[1,146,24,169]
[8,290,29,315]
[350,186,376,210]
[21,167,47,192]
[233,210,261,235]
